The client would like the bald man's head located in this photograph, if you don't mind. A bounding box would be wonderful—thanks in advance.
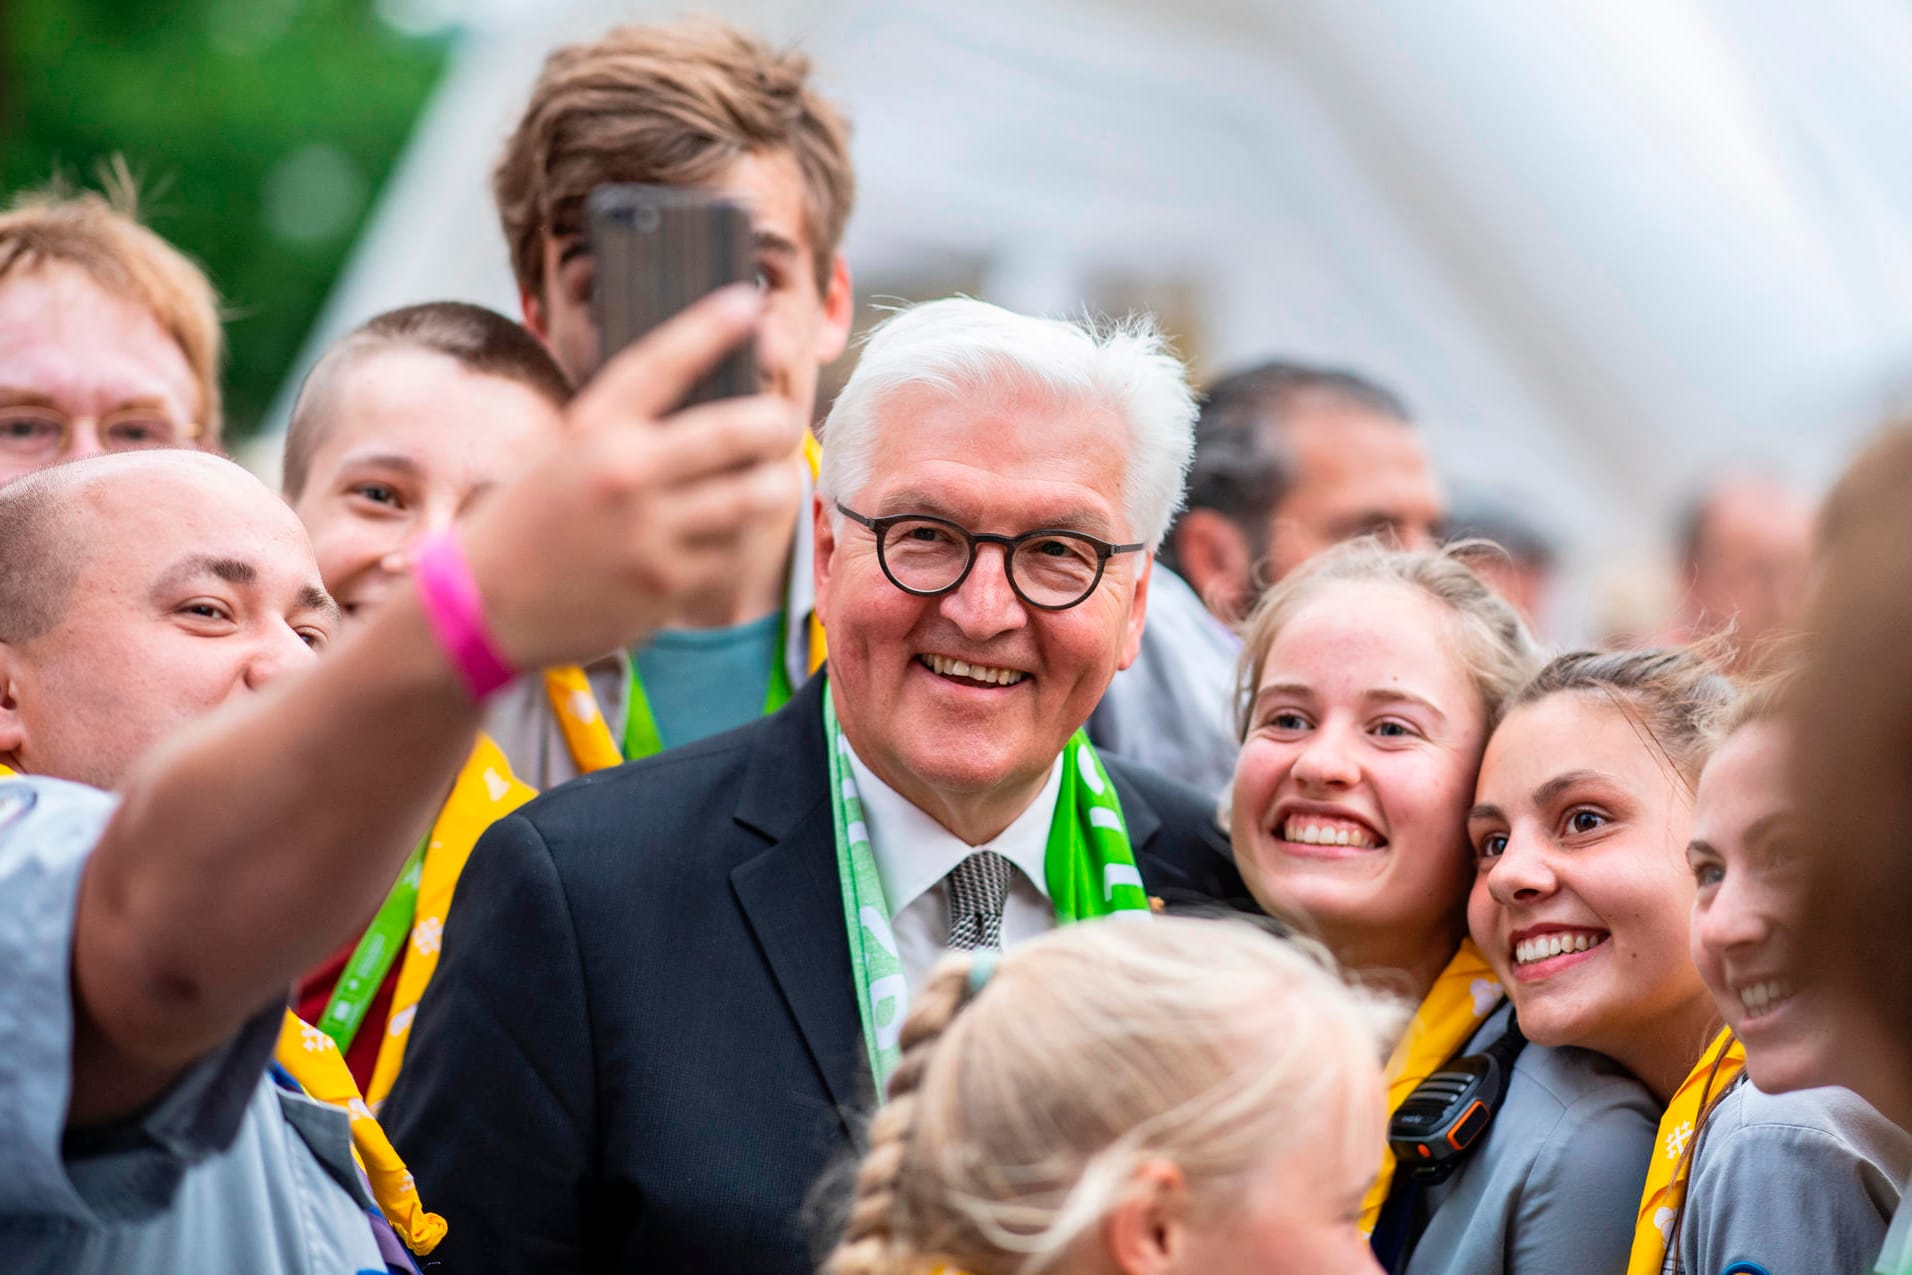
[0,452,337,787]
[0,464,85,642]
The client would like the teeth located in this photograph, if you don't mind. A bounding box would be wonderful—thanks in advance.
[1280,818,1376,849]
[1738,979,1794,1015]
[925,654,1025,686]
[1514,932,1605,965]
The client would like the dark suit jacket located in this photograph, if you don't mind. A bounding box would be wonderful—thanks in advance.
[383,673,1252,1274]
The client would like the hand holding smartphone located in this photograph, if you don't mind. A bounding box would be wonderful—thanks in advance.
[587,183,758,407]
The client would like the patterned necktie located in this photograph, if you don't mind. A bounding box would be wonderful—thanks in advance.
[945,849,1014,951]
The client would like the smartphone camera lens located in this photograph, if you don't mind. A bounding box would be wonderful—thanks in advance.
[635,204,661,234]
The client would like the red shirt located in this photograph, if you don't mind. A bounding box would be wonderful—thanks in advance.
[295,933,402,1092]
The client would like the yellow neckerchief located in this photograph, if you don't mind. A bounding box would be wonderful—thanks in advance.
[1626,1028,1745,1275]
[274,1011,447,1255]
[1359,938,1504,1235]
[364,733,535,1109]
[543,430,827,774]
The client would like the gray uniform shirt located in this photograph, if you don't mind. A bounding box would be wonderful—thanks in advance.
[1088,564,1242,797]
[1679,1079,1910,1275]
[0,775,389,1274]
[1405,1001,1659,1275]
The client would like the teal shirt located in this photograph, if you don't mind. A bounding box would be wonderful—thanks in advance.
[633,611,783,749]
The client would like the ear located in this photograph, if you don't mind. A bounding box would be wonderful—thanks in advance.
[0,643,28,767]
[1170,510,1253,623]
[1103,1160,1188,1275]
[521,288,550,342]
[1117,556,1152,672]
[812,492,838,624]
[814,253,854,365]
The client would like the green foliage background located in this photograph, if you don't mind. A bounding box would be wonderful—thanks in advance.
[0,0,447,440]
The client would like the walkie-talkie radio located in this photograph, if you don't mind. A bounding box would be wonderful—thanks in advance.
[1388,1015,1526,1186]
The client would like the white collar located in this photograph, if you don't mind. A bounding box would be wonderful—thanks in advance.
[841,740,1062,919]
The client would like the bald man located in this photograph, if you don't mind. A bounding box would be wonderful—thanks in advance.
[0,289,800,1269]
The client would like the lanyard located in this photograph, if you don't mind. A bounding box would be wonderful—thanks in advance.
[319,834,427,1054]
[824,683,1149,1093]
[620,621,797,760]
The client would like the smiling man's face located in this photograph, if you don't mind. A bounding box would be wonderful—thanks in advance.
[814,381,1149,836]
[0,454,336,789]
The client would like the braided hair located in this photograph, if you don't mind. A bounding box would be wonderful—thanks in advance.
[820,917,1403,1275]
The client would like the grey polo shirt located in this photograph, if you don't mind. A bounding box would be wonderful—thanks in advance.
[0,774,391,1273]
[1404,1000,1659,1274]
[1679,1078,1910,1275]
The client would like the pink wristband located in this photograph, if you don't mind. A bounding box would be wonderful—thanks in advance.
[413,532,517,700]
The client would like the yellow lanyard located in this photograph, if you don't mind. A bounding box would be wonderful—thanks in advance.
[1627,1028,1745,1275]
[362,734,535,1109]
[1359,938,1503,1235]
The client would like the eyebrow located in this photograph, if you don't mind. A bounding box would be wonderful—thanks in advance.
[1532,769,1607,810]
[1467,802,1503,825]
[151,556,342,623]
[336,451,423,479]
[0,388,172,414]
[1686,837,1717,861]
[299,585,344,624]
[753,230,801,260]
[1249,681,1447,721]
[873,488,1115,536]
[151,556,257,599]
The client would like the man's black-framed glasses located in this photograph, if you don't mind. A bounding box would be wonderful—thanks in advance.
[836,502,1145,611]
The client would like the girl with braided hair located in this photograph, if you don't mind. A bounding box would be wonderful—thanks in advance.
[821,915,1400,1275]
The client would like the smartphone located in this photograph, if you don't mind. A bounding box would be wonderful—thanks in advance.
[586,183,758,406]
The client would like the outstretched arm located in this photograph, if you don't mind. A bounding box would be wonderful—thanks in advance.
[67,285,801,1125]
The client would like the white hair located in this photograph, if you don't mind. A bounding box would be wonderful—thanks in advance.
[818,297,1197,551]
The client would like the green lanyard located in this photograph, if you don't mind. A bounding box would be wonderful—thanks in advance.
[621,615,796,760]
[824,682,1149,1092]
[318,834,428,1054]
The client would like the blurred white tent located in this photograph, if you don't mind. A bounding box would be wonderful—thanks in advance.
[262,0,1912,628]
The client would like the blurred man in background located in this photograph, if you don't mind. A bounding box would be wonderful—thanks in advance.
[482,18,856,788]
[1447,500,1560,638]
[1091,359,1446,794]
[1674,471,1814,671]
[0,180,223,484]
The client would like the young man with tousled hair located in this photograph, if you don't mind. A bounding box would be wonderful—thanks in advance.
[483,18,857,786]
[0,176,224,485]
[0,289,801,1269]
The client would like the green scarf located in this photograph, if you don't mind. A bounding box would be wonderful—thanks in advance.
[824,681,1149,1091]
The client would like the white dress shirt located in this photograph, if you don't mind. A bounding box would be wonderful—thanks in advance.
[841,742,1064,990]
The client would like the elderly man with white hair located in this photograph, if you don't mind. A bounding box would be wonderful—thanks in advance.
[383,297,1254,1275]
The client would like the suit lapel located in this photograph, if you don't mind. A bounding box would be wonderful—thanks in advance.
[728,676,867,1132]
